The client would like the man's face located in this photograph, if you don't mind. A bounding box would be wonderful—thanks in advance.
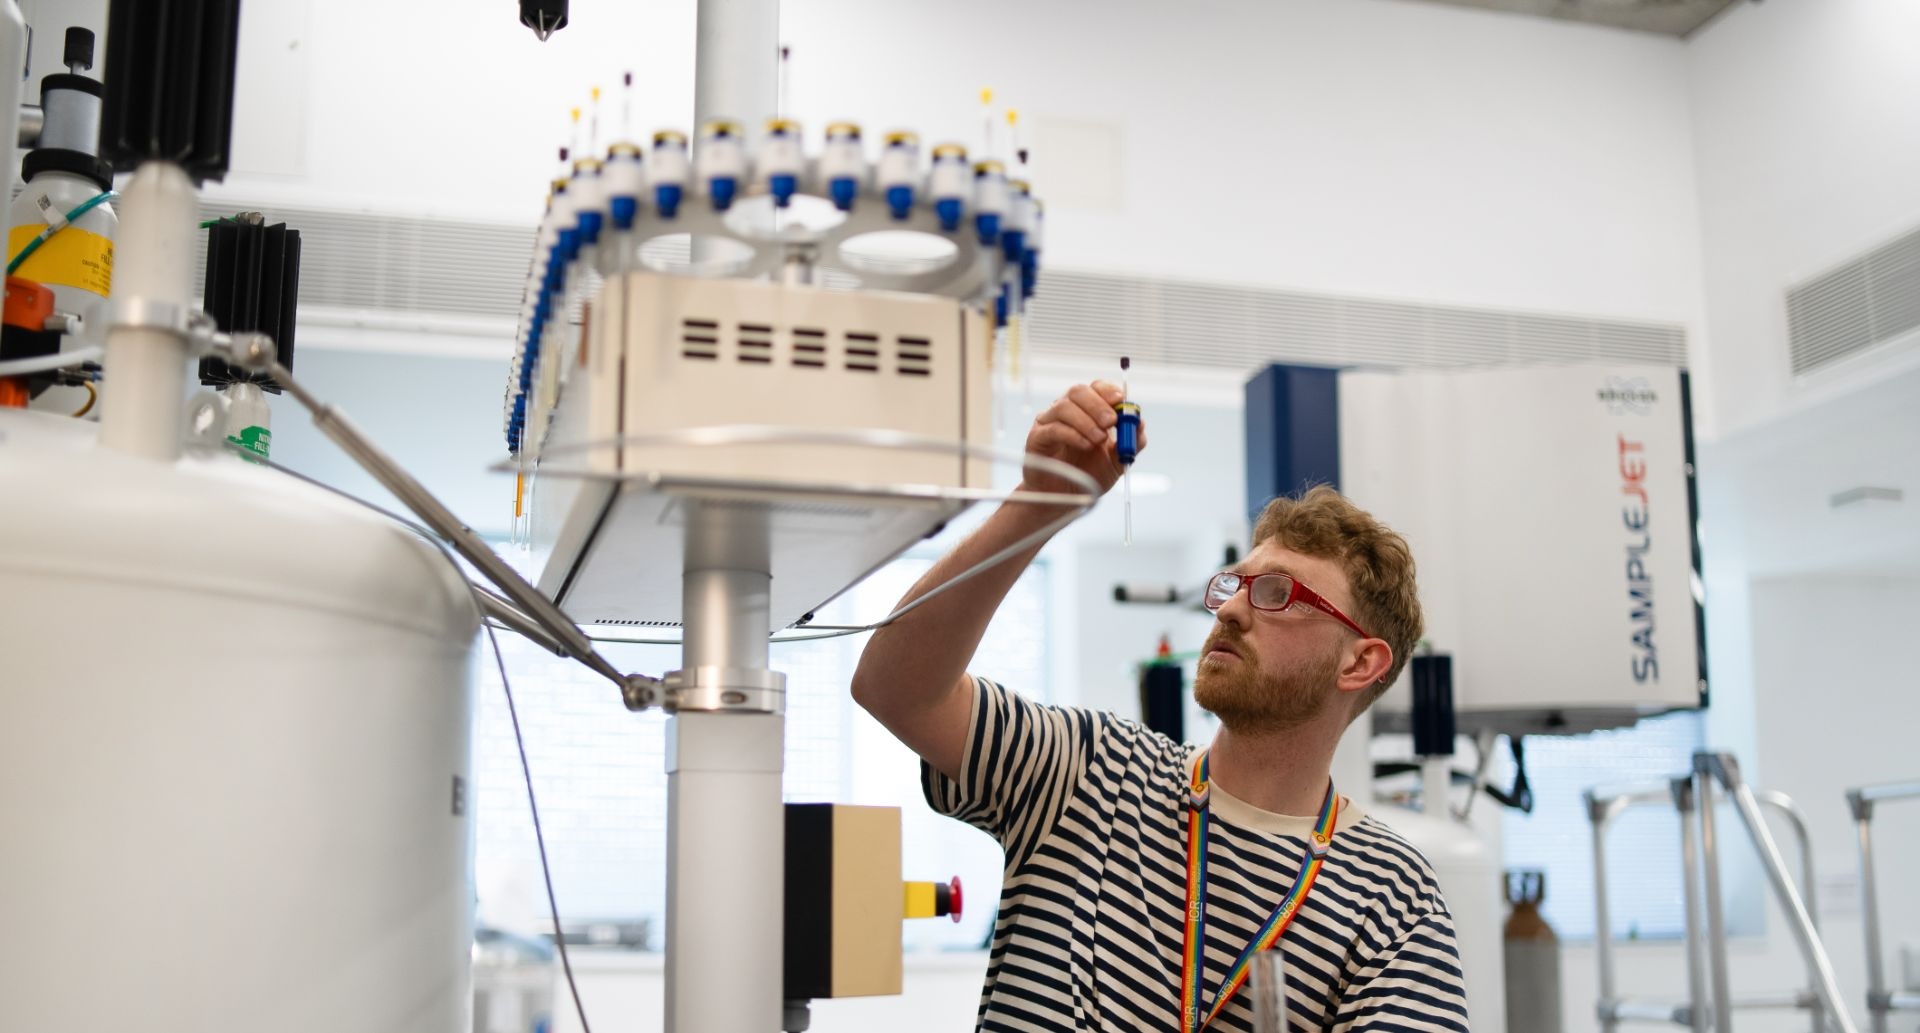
[1192,541,1360,732]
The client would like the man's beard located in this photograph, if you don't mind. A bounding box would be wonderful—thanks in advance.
[1192,627,1343,732]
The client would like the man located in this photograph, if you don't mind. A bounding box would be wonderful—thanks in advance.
[852,381,1472,1032]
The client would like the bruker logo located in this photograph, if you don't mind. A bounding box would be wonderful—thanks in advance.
[1597,377,1658,415]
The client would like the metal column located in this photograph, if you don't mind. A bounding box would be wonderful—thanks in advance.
[694,0,778,133]
[1673,777,1710,1033]
[665,502,785,1033]
[1848,781,1920,1033]
[667,2,783,1027]
[1693,761,1735,1033]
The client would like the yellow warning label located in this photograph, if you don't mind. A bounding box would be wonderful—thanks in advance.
[8,224,114,296]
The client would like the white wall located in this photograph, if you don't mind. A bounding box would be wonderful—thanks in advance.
[1685,0,1920,436]
[206,0,1707,358]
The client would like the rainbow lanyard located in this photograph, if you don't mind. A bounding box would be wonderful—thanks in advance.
[1180,750,1339,1033]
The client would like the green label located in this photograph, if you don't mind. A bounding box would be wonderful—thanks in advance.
[228,425,271,463]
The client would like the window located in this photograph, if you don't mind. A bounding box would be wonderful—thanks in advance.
[1495,709,1706,940]
[472,553,1049,952]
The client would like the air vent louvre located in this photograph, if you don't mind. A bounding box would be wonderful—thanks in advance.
[681,317,718,361]
[1787,224,1920,376]
[1024,270,1686,371]
[898,334,932,376]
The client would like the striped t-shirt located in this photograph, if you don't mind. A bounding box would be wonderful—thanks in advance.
[922,677,1472,1032]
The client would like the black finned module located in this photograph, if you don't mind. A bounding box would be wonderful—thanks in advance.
[198,216,301,392]
[98,0,242,183]
[1409,654,1456,758]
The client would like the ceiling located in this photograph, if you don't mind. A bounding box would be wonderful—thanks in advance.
[1402,0,1746,37]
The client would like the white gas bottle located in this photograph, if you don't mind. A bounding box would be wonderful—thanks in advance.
[1338,719,1508,1030]
[0,408,481,1032]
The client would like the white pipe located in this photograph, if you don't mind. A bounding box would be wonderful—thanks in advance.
[0,345,102,376]
[1422,756,1452,816]
[98,161,197,461]
[694,0,778,133]
[665,505,783,1033]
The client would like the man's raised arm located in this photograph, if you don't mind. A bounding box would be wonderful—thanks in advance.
[851,380,1137,779]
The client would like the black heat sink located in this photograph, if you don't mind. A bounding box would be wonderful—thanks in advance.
[199,218,300,392]
[98,0,242,182]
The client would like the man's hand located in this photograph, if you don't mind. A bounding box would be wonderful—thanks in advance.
[1018,379,1148,498]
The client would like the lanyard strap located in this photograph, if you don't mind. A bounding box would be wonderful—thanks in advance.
[1179,750,1339,1033]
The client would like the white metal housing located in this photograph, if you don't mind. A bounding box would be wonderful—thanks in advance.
[527,270,994,630]
[0,409,480,1033]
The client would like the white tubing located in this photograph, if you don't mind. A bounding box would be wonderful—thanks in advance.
[97,162,198,461]
[0,345,102,376]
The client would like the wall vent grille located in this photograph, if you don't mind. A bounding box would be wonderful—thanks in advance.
[1786,224,1920,376]
[187,199,1686,372]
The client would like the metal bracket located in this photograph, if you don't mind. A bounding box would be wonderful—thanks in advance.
[661,666,786,714]
[109,297,276,364]
[621,674,667,712]
[1847,788,1874,822]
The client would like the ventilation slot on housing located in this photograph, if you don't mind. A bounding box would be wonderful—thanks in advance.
[681,318,719,361]
[897,335,932,376]
[845,331,880,372]
[591,619,683,629]
[738,322,774,365]
[793,327,827,369]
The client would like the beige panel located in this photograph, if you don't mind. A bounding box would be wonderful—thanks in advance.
[829,805,903,998]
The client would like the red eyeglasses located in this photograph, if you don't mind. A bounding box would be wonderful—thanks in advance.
[1203,570,1374,640]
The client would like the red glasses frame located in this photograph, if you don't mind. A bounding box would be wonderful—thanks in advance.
[1203,571,1374,640]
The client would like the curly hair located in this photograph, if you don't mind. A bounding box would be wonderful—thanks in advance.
[1250,485,1423,718]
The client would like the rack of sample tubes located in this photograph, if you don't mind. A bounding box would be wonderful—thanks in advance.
[504,98,1047,632]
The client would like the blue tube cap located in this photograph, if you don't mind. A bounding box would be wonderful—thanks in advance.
[771,173,798,208]
[655,184,683,219]
[610,196,639,229]
[709,176,737,211]
[935,198,963,232]
[830,178,858,212]
[975,212,1001,247]
[886,185,914,221]
[1000,229,1026,263]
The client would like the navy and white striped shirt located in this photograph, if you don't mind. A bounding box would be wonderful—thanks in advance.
[923,677,1473,1032]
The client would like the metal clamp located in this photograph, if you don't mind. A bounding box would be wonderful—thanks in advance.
[621,674,667,712]
[661,666,786,714]
[108,297,276,365]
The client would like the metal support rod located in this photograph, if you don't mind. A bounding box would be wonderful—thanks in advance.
[1756,789,1824,1033]
[1673,777,1712,1033]
[477,589,569,657]
[98,161,197,461]
[1708,754,1859,1033]
[665,501,783,1033]
[1847,782,1920,1033]
[1694,763,1734,1033]
[1605,1000,1690,1024]
[1854,792,1887,1033]
[259,358,635,692]
[18,102,42,146]
[694,0,777,136]
[1588,791,1621,1033]
[1458,728,1499,820]
[1588,787,1675,1033]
